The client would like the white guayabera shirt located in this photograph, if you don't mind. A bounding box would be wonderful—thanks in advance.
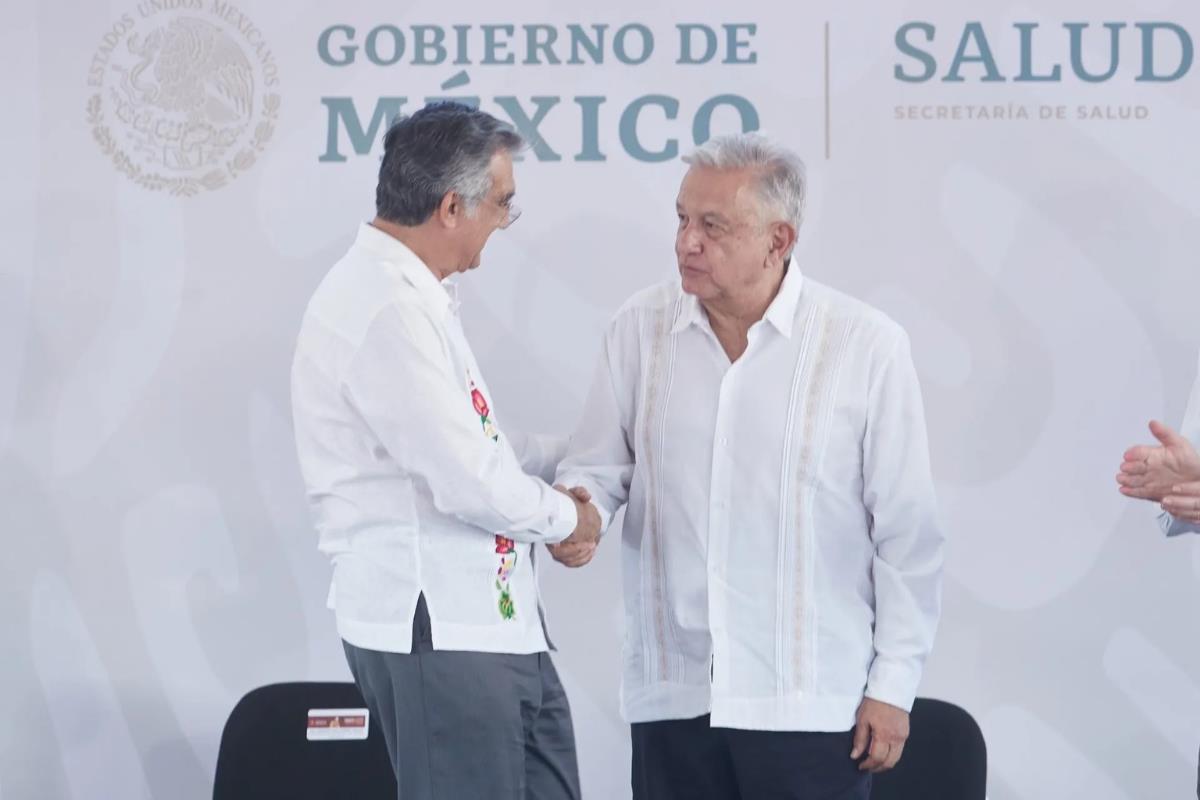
[292,223,577,655]
[557,267,946,731]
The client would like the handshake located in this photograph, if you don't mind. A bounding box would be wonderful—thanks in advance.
[549,484,601,568]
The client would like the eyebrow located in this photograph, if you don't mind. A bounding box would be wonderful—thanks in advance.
[676,203,728,225]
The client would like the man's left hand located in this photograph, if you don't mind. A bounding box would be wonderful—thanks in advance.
[850,698,909,773]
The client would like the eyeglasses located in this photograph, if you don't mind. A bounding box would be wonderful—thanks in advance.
[497,199,521,230]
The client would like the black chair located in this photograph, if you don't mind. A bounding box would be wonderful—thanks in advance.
[871,698,987,800]
[213,682,396,799]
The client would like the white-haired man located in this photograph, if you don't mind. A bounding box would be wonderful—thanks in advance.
[553,133,945,799]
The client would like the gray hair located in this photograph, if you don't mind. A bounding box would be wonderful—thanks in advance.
[376,102,524,225]
[683,133,807,239]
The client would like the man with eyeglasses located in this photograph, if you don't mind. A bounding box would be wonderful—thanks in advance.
[291,101,600,800]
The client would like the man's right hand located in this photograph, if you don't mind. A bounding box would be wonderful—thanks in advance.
[1117,420,1200,502]
[548,485,601,568]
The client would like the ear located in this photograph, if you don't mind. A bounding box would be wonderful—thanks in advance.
[436,191,462,229]
[766,221,797,268]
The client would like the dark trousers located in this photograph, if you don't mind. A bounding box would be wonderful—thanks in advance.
[632,714,871,800]
[343,595,581,800]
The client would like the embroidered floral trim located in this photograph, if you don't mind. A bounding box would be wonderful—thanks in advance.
[494,535,517,621]
[469,371,516,620]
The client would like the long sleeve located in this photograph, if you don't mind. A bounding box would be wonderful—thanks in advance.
[344,303,577,544]
[555,327,637,532]
[508,431,570,484]
[860,330,945,713]
[1159,350,1200,538]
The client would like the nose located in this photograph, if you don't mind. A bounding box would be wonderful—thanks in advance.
[677,221,702,253]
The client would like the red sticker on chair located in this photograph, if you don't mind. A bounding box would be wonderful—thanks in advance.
[306,708,369,741]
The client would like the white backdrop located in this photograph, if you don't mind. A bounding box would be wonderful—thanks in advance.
[3,0,1200,797]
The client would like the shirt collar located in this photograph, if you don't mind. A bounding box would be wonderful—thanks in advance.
[762,263,804,339]
[353,222,457,318]
[671,290,707,334]
[671,262,805,339]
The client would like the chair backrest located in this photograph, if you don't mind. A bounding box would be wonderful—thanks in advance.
[871,698,987,800]
[213,682,396,800]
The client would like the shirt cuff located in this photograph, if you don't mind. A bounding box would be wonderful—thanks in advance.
[545,489,578,543]
[1160,510,1200,538]
[554,474,614,533]
[864,658,921,713]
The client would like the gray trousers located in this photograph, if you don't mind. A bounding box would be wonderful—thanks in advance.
[342,595,581,800]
